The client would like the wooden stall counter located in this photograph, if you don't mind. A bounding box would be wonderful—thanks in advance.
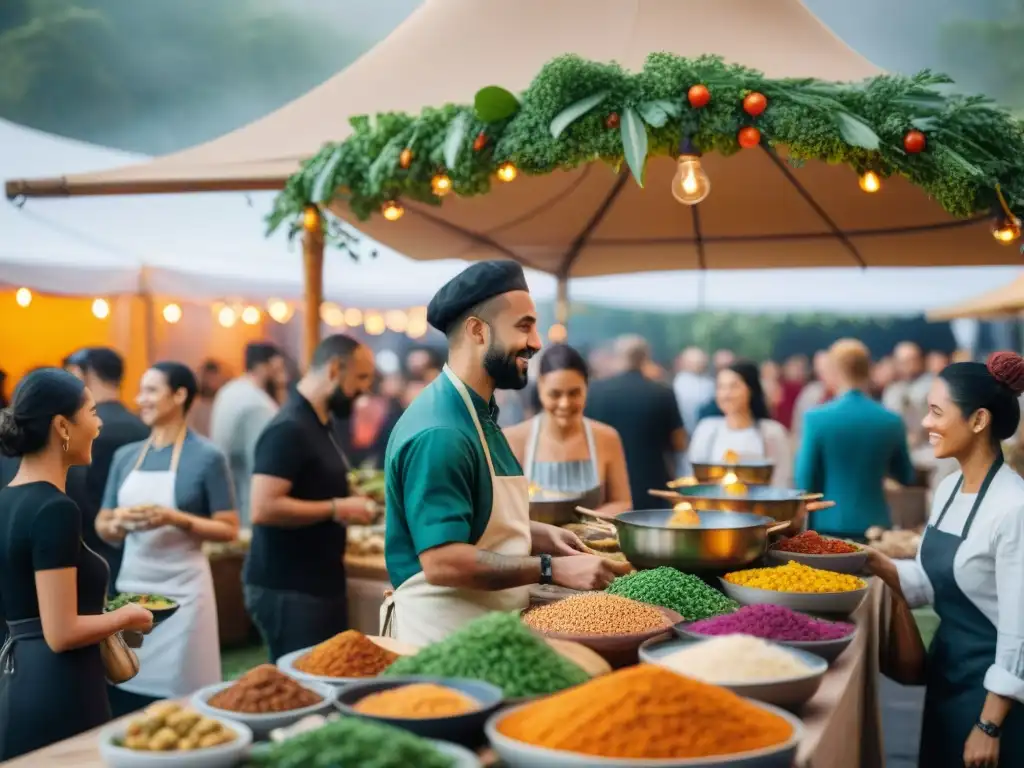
[345,551,391,636]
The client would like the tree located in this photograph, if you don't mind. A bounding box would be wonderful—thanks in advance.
[940,1,1024,110]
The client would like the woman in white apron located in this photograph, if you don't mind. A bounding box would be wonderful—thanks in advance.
[96,363,238,715]
[504,344,632,517]
[688,360,792,487]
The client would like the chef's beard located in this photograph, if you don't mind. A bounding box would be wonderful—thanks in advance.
[484,337,532,390]
[328,387,354,419]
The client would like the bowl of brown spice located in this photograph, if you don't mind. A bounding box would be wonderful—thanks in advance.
[522,593,680,668]
[277,630,407,687]
[192,664,336,738]
[336,676,504,747]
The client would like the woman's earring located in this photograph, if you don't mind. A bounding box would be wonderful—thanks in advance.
[62,434,70,453]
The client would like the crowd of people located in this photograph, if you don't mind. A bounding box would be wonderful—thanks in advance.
[1,256,1023,762]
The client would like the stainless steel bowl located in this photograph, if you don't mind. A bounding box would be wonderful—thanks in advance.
[608,509,787,571]
[661,485,819,524]
[687,461,775,486]
[529,492,585,526]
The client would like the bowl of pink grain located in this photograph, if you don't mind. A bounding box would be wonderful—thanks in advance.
[675,604,857,663]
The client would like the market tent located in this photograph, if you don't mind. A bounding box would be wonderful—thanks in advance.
[5,0,1018,274]
[926,273,1024,320]
[0,119,499,307]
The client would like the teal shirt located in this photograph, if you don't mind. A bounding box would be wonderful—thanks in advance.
[795,390,915,536]
[384,372,523,588]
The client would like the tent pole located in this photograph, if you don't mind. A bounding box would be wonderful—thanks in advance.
[555,275,569,329]
[302,206,325,368]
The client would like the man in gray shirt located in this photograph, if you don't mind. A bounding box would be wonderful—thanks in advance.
[210,343,287,526]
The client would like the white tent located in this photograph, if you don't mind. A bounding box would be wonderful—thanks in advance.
[0,118,506,308]
[2,118,1018,317]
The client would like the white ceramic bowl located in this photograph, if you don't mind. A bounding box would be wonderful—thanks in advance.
[98,716,252,768]
[485,700,802,767]
[277,646,381,688]
[719,578,868,616]
[639,636,828,710]
[768,545,868,575]
[191,680,336,739]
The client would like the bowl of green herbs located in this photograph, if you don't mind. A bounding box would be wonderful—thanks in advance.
[106,593,180,625]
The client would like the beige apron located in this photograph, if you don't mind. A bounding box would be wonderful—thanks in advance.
[115,430,220,698]
[380,365,532,644]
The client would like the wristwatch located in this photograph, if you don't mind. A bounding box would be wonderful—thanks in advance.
[539,554,553,585]
[976,719,1001,738]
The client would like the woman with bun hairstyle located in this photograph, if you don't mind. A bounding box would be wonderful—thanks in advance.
[0,369,153,759]
[96,362,238,716]
[504,344,632,518]
[868,352,1024,767]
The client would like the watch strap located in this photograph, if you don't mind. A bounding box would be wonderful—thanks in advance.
[539,554,553,585]
[976,720,1001,738]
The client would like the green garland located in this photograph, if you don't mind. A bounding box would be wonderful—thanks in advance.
[266,52,1024,241]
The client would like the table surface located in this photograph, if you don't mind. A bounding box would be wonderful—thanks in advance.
[4,580,885,768]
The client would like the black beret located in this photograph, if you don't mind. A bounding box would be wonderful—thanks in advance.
[427,260,529,334]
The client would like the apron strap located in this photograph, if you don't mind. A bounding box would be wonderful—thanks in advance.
[934,455,1004,537]
[583,418,600,480]
[132,428,187,474]
[523,416,542,482]
[442,365,496,478]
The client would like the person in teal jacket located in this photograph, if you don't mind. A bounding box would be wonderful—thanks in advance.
[795,339,915,539]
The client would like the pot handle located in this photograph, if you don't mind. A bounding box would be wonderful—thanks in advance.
[798,493,824,502]
[574,506,618,523]
[766,522,792,535]
[648,489,683,501]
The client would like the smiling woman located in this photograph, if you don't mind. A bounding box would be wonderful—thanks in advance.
[95,361,238,716]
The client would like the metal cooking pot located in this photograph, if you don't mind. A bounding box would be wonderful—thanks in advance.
[684,461,775,486]
[593,509,788,571]
[653,485,822,524]
[529,490,588,526]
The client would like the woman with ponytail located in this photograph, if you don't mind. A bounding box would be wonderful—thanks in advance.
[868,352,1024,767]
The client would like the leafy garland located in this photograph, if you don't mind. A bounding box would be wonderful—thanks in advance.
[266,52,1024,241]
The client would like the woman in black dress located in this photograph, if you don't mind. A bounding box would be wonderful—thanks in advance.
[0,368,153,760]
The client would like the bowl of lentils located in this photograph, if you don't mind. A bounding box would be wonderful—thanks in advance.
[768,531,868,574]
[676,604,857,662]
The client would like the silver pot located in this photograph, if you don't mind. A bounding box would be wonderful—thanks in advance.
[654,485,822,524]
[602,509,789,571]
[685,461,775,486]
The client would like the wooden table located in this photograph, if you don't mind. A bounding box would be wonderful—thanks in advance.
[344,552,390,636]
[6,579,885,767]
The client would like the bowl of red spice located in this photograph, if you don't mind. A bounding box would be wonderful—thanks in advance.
[193,664,336,738]
[277,630,407,687]
[768,530,868,574]
[337,676,504,747]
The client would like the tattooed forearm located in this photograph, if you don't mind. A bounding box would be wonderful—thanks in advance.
[474,551,541,590]
[419,543,541,590]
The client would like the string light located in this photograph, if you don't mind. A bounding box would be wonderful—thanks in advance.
[91,298,110,320]
[431,173,452,197]
[992,184,1022,245]
[670,152,711,205]
[162,303,182,324]
[303,205,321,232]
[364,312,386,336]
[15,287,31,307]
[241,306,261,325]
[858,171,881,193]
[217,306,237,328]
[547,323,568,343]
[384,309,408,333]
[320,302,344,327]
[496,162,518,182]
[406,314,428,339]
[343,307,364,327]
[381,201,404,221]
[267,299,293,323]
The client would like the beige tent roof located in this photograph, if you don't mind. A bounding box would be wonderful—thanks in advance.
[927,273,1024,320]
[5,0,1018,275]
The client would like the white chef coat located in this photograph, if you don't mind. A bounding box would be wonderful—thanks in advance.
[896,464,1024,702]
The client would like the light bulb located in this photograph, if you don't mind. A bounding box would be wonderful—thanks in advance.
[303,205,321,232]
[15,287,31,307]
[217,306,237,327]
[496,162,518,182]
[859,171,881,193]
[548,323,568,343]
[162,303,182,323]
[91,298,110,319]
[431,174,452,197]
[381,200,404,221]
[241,306,261,325]
[267,299,292,323]
[671,155,711,205]
[384,309,408,333]
[344,307,364,327]
[406,315,428,339]
[319,302,344,327]
[991,213,1022,244]
[364,312,386,336]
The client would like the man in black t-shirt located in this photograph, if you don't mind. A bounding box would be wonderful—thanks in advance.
[244,334,378,662]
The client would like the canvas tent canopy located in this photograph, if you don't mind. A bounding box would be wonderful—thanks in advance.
[927,273,1024,321]
[5,0,1022,278]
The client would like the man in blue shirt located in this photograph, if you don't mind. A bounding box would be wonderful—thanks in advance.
[383,261,630,644]
[796,339,915,539]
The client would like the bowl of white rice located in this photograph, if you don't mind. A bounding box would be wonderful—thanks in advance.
[638,635,827,710]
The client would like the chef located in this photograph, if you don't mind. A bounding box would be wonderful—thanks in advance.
[381,260,630,644]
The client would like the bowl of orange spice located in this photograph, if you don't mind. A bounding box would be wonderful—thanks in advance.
[337,676,504,747]
[277,630,411,687]
[486,664,801,767]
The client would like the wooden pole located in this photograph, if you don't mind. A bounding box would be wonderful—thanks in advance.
[302,206,325,369]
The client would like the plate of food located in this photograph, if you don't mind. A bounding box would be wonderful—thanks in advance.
[106,593,180,625]
[99,701,251,768]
